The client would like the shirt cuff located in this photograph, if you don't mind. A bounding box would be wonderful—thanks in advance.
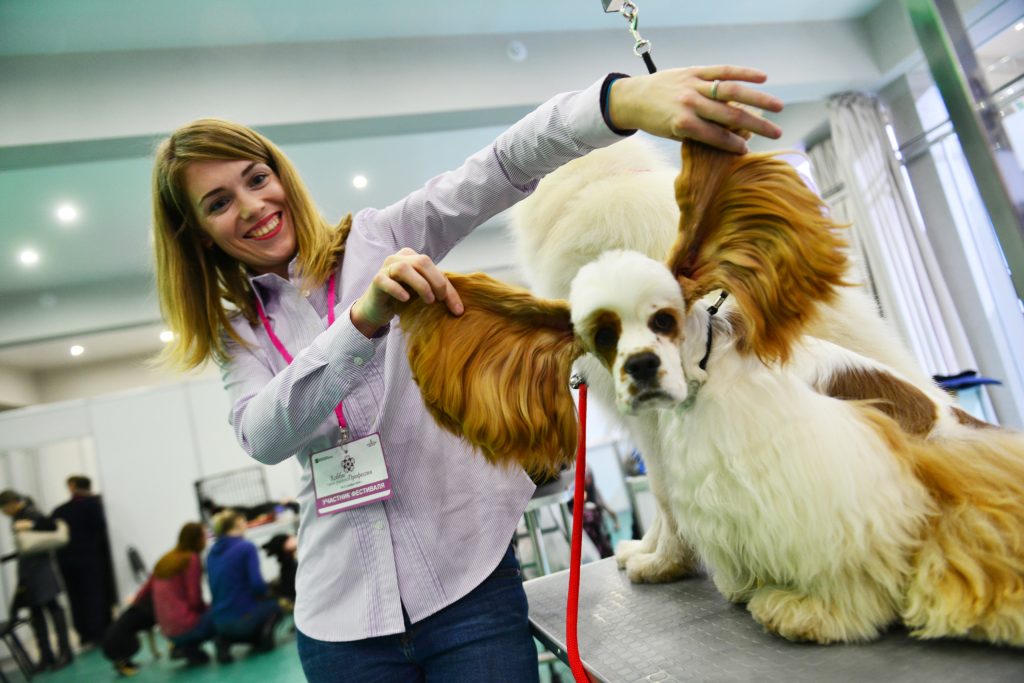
[600,73,637,137]
[321,305,386,374]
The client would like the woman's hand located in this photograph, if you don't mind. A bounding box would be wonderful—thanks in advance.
[350,248,464,338]
[608,65,784,154]
[13,519,32,531]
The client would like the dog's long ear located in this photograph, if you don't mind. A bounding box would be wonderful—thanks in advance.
[396,273,583,478]
[667,140,849,363]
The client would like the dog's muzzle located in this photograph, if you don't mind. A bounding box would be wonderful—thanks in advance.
[623,351,661,383]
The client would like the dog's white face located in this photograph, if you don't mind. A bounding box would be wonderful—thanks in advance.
[570,250,695,415]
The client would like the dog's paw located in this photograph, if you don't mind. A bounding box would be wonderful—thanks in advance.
[747,587,885,644]
[614,539,648,569]
[623,552,691,584]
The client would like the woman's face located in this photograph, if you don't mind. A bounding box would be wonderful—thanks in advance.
[184,159,296,277]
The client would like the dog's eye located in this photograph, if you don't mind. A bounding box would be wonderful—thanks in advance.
[649,311,677,335]
[594,326,618,350]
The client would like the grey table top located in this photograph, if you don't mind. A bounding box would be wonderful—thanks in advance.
[524,557,1024,682]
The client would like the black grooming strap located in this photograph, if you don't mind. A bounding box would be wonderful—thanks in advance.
[641,51,656,74]
[698,292,728,371]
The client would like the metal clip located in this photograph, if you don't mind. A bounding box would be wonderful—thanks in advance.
[617,1,651,56]
[569,373,587,390]
[338,427,351,445]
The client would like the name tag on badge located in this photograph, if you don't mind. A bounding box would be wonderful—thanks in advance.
[310,432,392,516]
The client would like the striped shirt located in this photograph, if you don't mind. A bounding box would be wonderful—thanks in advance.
[219,76,629,641]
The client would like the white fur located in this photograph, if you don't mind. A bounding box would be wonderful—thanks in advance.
[570,251,936,642]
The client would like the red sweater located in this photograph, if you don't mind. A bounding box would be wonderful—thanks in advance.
[137,553,206,638]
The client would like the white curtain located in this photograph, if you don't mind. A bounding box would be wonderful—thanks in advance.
[819,91,977,377]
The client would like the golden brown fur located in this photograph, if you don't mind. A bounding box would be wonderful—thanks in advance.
[853,407,1024,645]
[825,366,938,437]
[667,141,850,363]
[396,273,582,478]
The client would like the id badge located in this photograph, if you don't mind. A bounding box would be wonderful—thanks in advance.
[310,432,392,516]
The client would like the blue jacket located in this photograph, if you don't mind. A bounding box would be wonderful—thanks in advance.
[206,535,267,624]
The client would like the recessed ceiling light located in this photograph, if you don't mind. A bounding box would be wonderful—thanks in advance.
[352,175,368,189]
[69,345,84,357]
[19,249,39,266]
[56,203,79,223]
[159,329,174,343]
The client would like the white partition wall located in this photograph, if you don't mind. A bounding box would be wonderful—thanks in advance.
[88,384,207,597]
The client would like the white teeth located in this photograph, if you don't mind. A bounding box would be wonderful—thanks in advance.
[248,215,280,238]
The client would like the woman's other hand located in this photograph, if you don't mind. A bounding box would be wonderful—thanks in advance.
[608,65,784,154]
[350,248,464,338]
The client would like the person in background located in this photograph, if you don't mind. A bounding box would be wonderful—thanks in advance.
[150,64,783,682]
[207,509,282,662]
[0,489,74,672]
[139,521,214,666]
[51,475,117,648]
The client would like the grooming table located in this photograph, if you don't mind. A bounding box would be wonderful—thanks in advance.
[524,558,1024,682]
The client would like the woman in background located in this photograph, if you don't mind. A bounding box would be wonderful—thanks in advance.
[207,510,282,662]
[139,521,213,666]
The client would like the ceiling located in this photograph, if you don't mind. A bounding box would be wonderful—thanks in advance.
[0,0,885,56]
[0,0,1008,380]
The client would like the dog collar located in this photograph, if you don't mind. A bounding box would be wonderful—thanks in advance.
[698,291,728,371]
[679,292,728,412]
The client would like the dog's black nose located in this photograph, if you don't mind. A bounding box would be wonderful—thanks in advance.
[623,352,660,382]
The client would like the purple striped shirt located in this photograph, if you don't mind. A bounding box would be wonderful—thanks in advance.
[219,76,627,641]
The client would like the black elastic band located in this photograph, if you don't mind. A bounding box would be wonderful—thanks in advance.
[698,320,714,371]
[697,292,728,371]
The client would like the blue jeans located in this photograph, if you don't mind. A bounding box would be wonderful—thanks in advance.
[297,544,539,683]
[216,599,281,642]
[171,610,216,647]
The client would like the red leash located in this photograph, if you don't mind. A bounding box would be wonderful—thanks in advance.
[566,378,591,682]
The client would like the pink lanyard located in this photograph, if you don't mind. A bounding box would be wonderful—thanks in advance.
[254,273,348,435]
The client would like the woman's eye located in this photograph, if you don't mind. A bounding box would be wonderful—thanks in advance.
[594,326,618,349]
[650,311,676,335]
[208,197,229,213]
[250,172,269,186]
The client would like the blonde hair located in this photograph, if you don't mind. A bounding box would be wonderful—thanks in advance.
[211,509,246,537]
[151,118,352,370]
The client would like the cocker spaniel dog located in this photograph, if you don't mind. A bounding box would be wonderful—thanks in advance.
[395,136,1024,646]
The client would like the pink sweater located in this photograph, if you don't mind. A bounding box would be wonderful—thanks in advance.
[138,553,206,638]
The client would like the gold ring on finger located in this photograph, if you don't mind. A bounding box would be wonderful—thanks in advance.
[710,79,721,101]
